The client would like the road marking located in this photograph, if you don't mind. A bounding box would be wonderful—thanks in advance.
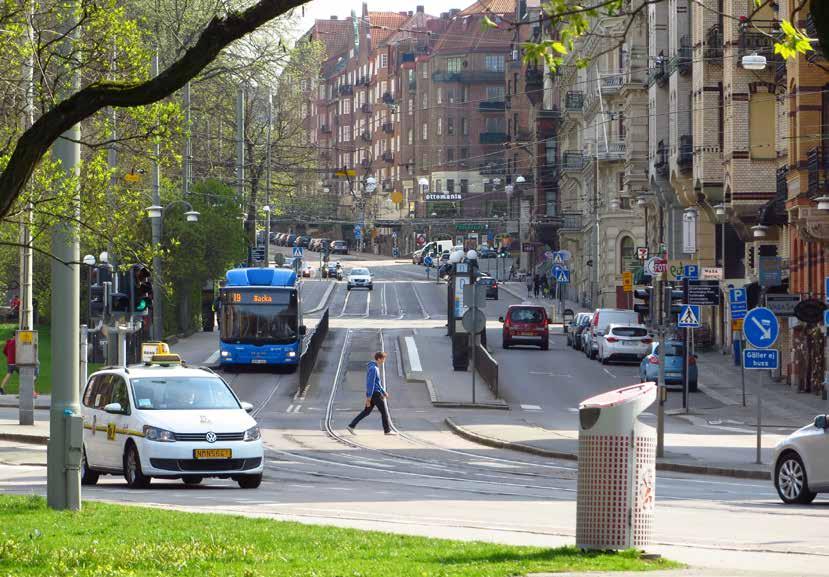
[411,283,430,319]
[520,404,542,411]
[381,283,388,316]
[204,350,220,365]
[287,404,294,413]
[528,371,573,378]
[404,336,422,372]
[393,282,405,319]
[338,287,352,317]
[602,368,617,379]
[365,288,371,317]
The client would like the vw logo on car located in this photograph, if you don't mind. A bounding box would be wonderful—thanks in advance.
[205,431,217,444]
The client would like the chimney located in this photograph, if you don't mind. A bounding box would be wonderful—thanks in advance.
[330,15,338,19]
[416,4,424,12]
[408,10,413,16]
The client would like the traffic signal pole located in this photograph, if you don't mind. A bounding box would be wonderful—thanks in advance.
[47,5,82,510]
[150,50,163,341]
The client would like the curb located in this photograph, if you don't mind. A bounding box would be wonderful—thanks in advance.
[445,417,771,480]
[0,402,50,409]
[0,432,48,446]
[305,281,336,314]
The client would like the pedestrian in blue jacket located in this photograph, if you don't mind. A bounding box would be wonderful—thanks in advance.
[347,351,395,435]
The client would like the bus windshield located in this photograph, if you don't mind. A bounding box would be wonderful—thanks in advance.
[220,289,298,344]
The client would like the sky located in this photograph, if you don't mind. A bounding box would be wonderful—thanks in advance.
[293,0,455,38]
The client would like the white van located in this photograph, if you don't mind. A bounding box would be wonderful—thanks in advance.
[420,240,454,265]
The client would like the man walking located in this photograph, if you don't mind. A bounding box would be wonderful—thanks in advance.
[347,351,395,435]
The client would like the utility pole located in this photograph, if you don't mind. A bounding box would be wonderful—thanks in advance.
[47,4,82,510]
[181,81,192,326]
[105,41,118,365]
[236,87,246,260]
[265,89,272,266]
[150,49,163,341]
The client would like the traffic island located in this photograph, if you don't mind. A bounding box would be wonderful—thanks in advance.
[0,495,679,576]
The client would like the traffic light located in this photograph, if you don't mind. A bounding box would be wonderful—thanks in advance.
[110,270,130,315]
[665,284,684,318]
[129,264,152,315]
[89,264,112,319]
[633,287,652,321]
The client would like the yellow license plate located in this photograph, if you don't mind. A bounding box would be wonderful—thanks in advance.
[193,449,232,459]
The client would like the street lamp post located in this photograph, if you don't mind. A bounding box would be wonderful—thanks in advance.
[263,205,271,266]
[145,201,200,341]
[360,176,377,254]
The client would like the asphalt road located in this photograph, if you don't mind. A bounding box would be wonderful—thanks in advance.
[2,250,826,576]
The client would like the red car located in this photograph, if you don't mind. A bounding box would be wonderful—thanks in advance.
[499,305,551,350]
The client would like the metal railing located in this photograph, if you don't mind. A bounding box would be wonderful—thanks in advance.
[474,343,499,398]
[706,26,723,60]
[598,141,625,161]
[562,151,584,171]
[299,309,329,391]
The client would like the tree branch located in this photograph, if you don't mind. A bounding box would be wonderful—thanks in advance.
[0,0,309,220]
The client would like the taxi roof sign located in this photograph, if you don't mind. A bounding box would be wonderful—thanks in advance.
[146,353,182,366]
[141,342,170,363]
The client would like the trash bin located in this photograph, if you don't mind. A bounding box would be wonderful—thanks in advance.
[576,381,657,551]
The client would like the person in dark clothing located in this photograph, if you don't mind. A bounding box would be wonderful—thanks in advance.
[533,274,541,298]
[347,351,395,435]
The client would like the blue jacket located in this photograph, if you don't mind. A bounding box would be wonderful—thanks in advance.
[365,361,385,397]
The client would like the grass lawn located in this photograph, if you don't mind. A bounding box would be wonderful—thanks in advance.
[0,495,678,577]
[0,324,102,396]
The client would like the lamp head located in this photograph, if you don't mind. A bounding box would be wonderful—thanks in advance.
[82,254,96,266]
[184,210,200,223]
[146,205,163,219]
[515,175,526,184]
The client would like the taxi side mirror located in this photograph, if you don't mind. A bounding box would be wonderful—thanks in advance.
[498,316,504,323]
[815,415,828,429]
[103,402,124,414]
[241,402,254,413]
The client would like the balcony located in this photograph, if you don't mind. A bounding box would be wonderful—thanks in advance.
[320,124,332,134]
[739,31,775,58]
[382,151,394,163]
[647,60,667,87]
[565,91,584,112]
[807,147,828,197]
[559,211,583,231]
[562,151,584,172]
[479,100,506,112]
[431,71,461,83]
[382,92,395,105]
[600,75,623,94]
[537,108,561,120]
[479,132,509,145]
[361,103,372,114]
[678,135,693,170]
[361,131,372,143]
[597,141,625,161]
[706,26,723,61]
[339,84,353,96]
[382,122,394,134]
[677,37,692,75]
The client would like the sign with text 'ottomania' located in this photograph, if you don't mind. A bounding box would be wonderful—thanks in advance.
[426,193,462,201]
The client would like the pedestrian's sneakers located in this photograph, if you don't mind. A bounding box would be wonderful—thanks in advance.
[347,426,357,435]
[385,430,398,436]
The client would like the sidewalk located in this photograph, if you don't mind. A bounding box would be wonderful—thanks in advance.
[0,416,49,445]
[398,329,507,409]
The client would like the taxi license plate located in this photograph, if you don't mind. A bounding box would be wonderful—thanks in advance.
[518,332,536,336]
[193,449,232,459]
[251,359,267,365]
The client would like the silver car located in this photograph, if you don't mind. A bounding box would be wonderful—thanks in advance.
[773,414,829,504]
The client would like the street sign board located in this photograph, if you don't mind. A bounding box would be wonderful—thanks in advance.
[743,307,779,349]
[765,294,801,317]
[556,269,571,284]
[552,264,565,278]
[552,252,563,264]
[292,246,304,258]
[622,271,633,293]
[729,287,747,304]
[462,308,487,334]
[683,264,700,280]
[743,349,779,370]
[688,280,720,306]
[701,267,723,280]
[643,257,666,275]
[522,243,535,253]
[677,304,701,328]
[423,255,433,267]
[758,256,782,288]
[732,319,744,331]
[730,305,747,320]
[824,309,829,326]
[636,246,649,260]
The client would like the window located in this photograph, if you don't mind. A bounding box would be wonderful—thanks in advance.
[447,117,455,135]
[461,117,468,135]
[484,54,505,72]
[434,179,442,193]
[300,79,308,91]
[422,64,428,78]
[408,98,413,115]
[749,93,776,159]
[460,147,468,159]
[486,86,505,101]
[619,236,634,273]
[131,377,240,411]
[422,122,428,140]
[408,128,413,145]
[380,54,388,68]
[447,148,454,162]
[447,88,455,103]
[437,87,442,104]
[343,99,351,114]
[447,178,455,192]
[437,118,442,135]
[342,125,351,142]
[485,117,505,132]
[110,376,130,413]
[447,57,462,73]
[460,179,469,194]
[422,92,428,110]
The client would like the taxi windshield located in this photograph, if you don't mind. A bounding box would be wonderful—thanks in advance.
[130,377,240,410]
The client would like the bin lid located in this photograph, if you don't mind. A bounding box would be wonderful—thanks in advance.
[579,381,656,409]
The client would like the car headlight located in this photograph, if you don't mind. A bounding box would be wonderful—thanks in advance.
[143,425,176,442]
[221,350,230,357]
[287,351,297,357]
[243,426,261,442]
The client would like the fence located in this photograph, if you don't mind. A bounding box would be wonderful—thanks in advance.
[475,343,499,398]
[299,309,329,391]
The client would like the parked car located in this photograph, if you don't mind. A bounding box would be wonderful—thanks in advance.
[331,240,349,255]
[478,246,497,259]
[285,234,297,247]
[295,235,310,248]
[347,267,372,290]
[638,340,697,391]
[499,305,551,350]
[300,263,313,278]
[584,308,641,360]
[566,312,591,349]
[597,324,651,364]
[308,238,319,251]
[276,233,287,246]
[412,249,424,265]
[476,276,499,300]
[773,414,829,504]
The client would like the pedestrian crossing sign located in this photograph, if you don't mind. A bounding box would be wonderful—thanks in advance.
[677,304,701,328]
[556,269,570,284]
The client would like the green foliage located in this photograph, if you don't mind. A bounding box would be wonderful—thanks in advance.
[0,495,679,576]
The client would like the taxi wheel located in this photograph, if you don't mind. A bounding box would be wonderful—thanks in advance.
[236,474,262,489]
[80,447,99,486]
[124,444,151,489]
[182,476,203,486]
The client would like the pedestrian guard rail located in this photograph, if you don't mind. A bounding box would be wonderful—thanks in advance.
[299,309,329,391]
[475,343,499,398]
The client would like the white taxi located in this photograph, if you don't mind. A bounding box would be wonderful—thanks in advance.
[80,355,264,489]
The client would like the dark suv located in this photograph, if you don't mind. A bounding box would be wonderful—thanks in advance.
[331,240,348,255]
[476,276,499,300]
[499,305,551,350]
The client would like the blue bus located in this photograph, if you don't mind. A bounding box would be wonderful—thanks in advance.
[218,267,304,367]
